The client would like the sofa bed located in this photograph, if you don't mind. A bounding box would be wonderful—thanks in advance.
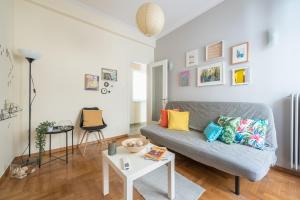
[141,101,277,195]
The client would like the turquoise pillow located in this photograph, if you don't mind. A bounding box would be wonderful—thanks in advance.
[204,122,223,142]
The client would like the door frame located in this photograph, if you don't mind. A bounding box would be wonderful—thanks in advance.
[147,59,168,123]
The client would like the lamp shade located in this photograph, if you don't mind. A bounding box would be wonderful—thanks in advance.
[136,3,165,37]
[18,48,41,60]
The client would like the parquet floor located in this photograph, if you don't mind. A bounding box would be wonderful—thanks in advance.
[0,139,300,200]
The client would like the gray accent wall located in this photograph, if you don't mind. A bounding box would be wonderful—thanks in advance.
[155,0,300,169]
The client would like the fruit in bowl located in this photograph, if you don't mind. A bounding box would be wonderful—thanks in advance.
[121,138,149,153]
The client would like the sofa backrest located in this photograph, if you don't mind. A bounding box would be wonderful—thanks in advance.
[166,101,277,149]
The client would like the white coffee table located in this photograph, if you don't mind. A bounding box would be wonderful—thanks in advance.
[102,143,175,200]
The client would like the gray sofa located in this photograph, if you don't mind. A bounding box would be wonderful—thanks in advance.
[141,101,277,195]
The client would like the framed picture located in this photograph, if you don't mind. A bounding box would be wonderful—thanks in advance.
[179,70,190,87]
[84,74,99,91]
[206,40,224,61]
[186,49,199,67]
[231,42,249,64]
[232,67,250,85]
[101,68,117,81]
[197,62,225,87]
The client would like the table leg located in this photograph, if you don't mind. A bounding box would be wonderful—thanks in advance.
[102,157,109,196]
[49,134,52,157]
[66,132,68,164]
[72,129,74,154]
[124,178,133,200]
[168,158,175,200]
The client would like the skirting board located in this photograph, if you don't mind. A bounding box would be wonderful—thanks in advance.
[0,134,128,183]
[0,167,10,186]
[272,166,300,177]
[14,134,128,159]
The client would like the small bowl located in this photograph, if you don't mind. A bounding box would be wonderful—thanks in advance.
[121,138,149,153]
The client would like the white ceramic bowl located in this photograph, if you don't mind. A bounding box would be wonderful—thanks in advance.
[121,138,149,153]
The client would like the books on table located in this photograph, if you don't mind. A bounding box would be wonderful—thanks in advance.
[144,146,168,161]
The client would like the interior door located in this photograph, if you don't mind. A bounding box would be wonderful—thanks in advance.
[147,59,168,123]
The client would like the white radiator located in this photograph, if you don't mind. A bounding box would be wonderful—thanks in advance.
[290,94,300,170]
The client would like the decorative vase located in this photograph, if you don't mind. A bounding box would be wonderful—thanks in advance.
[108,142,117,156]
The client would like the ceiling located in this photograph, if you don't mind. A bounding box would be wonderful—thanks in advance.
[76,0,224,38]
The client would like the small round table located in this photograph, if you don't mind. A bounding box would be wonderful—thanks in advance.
[39,126,74,167]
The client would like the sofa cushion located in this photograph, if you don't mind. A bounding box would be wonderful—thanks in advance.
[236,119,269,150]
[204,122,223,142]
[217,116,241,144]
[141,124,277,182]
[168,110,189,131]
[160,110,169,128]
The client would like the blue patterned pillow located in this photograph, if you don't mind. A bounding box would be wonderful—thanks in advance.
[204,122,223,142]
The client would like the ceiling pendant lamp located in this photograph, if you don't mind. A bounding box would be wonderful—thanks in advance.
[136,2,165,37]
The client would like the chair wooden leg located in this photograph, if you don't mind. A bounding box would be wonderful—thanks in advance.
[99,130,106,149]
[83,133,89,154]
[100,130,105,140]
[96,131,102,143]
[79,131,87,145]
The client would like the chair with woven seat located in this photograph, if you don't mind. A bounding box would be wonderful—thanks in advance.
[79,107,107,154]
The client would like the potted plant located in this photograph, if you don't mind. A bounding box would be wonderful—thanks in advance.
[35,121,55,165]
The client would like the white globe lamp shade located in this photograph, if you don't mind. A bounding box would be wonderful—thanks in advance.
[136,3,165,37]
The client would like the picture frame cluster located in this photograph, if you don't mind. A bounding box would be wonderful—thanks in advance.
[84,68,117,94]
[180,41,250,87]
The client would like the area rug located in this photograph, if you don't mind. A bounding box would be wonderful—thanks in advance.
[134,166,205,200]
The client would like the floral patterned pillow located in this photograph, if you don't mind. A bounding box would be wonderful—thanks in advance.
[235,119,268,150]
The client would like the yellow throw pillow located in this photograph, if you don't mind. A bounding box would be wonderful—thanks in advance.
[168,110,189,131]
[83,110,103,127]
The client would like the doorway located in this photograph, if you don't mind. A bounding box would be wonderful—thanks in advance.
[148,59,168,123]
[130,62,147,134]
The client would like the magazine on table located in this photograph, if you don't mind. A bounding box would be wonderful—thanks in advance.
[144,146,169,161]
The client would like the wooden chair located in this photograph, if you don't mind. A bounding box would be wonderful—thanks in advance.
[79,107,107,154]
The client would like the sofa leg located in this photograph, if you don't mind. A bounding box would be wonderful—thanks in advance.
[235,176,240,195]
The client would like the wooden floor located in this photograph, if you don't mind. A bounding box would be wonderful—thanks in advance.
[1,140,300,200]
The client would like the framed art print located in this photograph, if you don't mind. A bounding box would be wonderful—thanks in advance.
[179,70,190,87]
[84,74,99,91]
[231,42,249,64]
[232,67,250,85]
[197,62,225,87]
[206,40,224,61]
[101,68,118,81]
[186,49,199,67]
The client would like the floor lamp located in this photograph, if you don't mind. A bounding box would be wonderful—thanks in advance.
[19,49,41,157]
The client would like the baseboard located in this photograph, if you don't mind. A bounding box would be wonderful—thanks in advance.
[15,134,128,160]
[273,166,300,177]
[0,166,10,186]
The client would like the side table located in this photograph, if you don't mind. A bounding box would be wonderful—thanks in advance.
[39,126,74,167]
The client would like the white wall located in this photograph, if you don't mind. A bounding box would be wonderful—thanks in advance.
[0,0,23,177]
[14,0,154,153]
[155,0,300,169]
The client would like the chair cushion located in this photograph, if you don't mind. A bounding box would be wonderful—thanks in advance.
[83,110,103,127]
[141,124,276,181]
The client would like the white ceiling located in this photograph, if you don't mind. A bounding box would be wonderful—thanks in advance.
[76,0,224,38]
